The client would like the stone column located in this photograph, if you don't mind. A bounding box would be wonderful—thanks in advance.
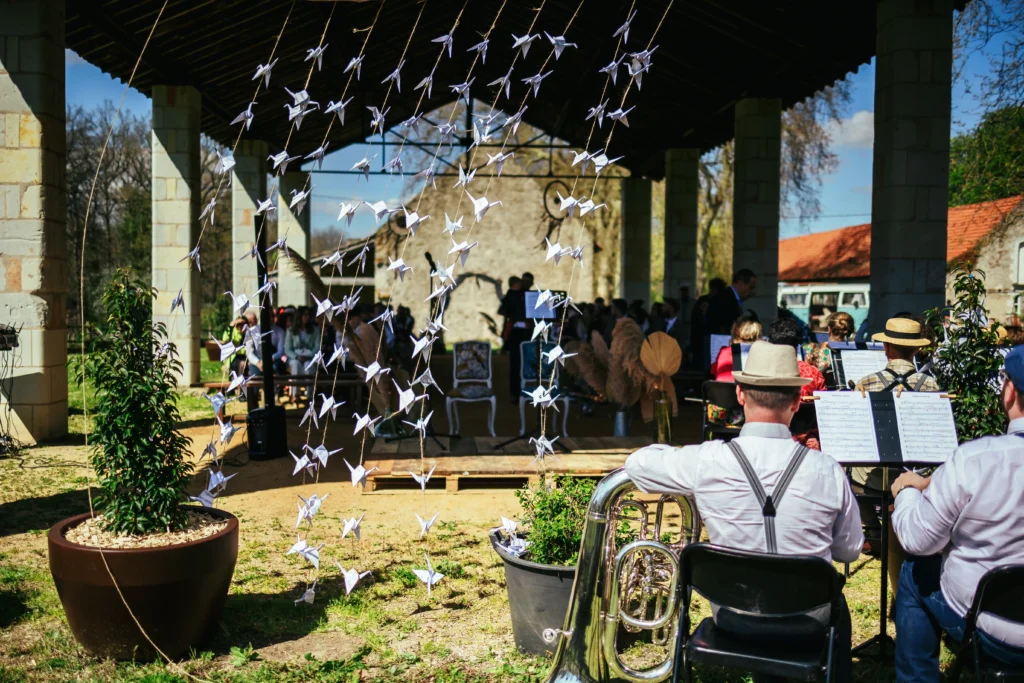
[869,0,952,327]
[151,85,201,386]
[231,139,267,297]
[619,177,652,303]
[275,170,312,308]
[732,97,782,324]
[663,148,700,314]
[0,0,67,444]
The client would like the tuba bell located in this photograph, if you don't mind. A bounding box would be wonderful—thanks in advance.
[541,468,701,683]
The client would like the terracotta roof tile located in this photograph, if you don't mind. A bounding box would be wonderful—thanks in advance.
[778,196,1023,282]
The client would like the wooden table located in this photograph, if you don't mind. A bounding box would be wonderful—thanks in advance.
[363,436,653,493]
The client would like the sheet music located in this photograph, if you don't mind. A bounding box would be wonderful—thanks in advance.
[709,334,731,365]
[814,391,881,463]
[893,393,958,464]
[828,341,884,350]
[839,350,888,385]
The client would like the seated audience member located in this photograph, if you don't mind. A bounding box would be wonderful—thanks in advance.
[242,310,263,377]
[284,307,319,401]
[222,316,249,377]
[767,318,826,397]
[1003,324,1024,347]
[711,318,763,382]
[627,342,862,682]
[271,309,291,376]
[889,345,1024,681]
[804,311,855,384]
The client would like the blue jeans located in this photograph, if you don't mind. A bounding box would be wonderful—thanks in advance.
[895,555,1024,681]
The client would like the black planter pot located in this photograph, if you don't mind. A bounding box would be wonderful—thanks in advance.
[48,507,239,661]
[490,530,576,656]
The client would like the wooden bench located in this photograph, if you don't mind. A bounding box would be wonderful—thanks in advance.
[193,374,364,408]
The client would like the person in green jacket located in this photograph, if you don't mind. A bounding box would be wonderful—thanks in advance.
[221,316,249,376]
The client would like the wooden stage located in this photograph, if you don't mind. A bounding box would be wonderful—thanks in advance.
[363,436,653,493]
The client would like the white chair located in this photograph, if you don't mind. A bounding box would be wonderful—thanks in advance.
[518,340,570,437]
[446,340,496,437]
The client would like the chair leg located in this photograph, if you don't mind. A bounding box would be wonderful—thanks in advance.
[454,402,461,434]
[824,626,836,683]
[519,397,526,435]
[446,398,456,435]
[561,398,569,437]
[488,397,496,437]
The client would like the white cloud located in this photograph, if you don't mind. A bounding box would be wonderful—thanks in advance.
[65,49,87,66]
[827,109,874,149]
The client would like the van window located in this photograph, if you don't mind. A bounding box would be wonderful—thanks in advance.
[782,293,807,307]
[809,292,839,331]
[842,292,867,308]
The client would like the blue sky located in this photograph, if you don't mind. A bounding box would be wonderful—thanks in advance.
[65,27,1001,242]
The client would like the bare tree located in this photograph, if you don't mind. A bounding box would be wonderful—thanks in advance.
[954,0,1024,112]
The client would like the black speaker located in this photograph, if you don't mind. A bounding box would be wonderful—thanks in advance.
[246,405,287,460]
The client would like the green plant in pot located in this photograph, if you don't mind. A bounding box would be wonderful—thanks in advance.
[49,269,240,661]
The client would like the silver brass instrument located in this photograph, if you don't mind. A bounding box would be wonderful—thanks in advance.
[542,468,701,683]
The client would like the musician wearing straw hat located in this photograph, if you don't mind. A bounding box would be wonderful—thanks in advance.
[626,341,863,682]
[855,317,939,393]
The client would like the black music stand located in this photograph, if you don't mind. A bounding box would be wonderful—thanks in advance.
[494,339,571,454]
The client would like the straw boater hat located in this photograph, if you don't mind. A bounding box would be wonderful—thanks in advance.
[732,341,812,387]
[872,318,931,347]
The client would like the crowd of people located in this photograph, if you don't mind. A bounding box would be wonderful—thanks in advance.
[624,268,1024,682]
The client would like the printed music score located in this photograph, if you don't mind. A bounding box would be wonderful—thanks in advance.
[893,393,958,464]
[815,391,880,463]
[838,350,888,385]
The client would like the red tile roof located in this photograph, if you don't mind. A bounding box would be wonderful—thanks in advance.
[778,196,1023,282]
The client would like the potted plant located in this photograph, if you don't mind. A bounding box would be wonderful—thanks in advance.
[50,269,239,661]
[490,475,595,655]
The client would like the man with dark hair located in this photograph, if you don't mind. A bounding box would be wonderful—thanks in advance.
[502,274,533,400]
[626,342,862,681]
[707,269,758,336]
[889,346,1024,680]
[767,318,826,396]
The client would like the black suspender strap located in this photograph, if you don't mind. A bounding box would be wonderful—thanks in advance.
[726,441,811,554]
[879,368,918,392]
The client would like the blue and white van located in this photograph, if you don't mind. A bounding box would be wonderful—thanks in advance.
[778,283,870,333]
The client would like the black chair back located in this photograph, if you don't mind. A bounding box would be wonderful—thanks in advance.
[974,565,1024,624]
[790,401,818,435]
[702,381,740,412]
[681,543,843,619]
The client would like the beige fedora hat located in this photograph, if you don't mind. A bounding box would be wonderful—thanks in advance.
[872,318,930,347]
[732,341,812,387]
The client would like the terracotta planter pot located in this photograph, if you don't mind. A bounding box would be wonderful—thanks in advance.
[47,507,238,661]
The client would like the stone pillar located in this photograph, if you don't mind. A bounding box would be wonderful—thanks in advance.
[231,139,267,297]
[151,85,201,386]
[663,148,700,313]
[869,0,952,327]
[0,0,67,444]
[275,171,311,308]
[619,177,652,303]
[732,97,782,324]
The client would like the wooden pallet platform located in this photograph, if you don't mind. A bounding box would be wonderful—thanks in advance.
[363,436,652,493]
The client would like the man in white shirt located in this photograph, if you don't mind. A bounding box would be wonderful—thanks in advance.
[626,341,863,682]
[890,346,1024,681]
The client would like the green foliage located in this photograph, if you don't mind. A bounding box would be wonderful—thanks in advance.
[230,644,260,667]
[392,567,419,588]
[927,264,1008,442]
[435,560,465,579]
[949,107,1024,206]
[514,475,598,566]
[79,269,193,535]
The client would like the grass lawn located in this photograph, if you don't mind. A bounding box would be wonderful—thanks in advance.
[0,382,962,682]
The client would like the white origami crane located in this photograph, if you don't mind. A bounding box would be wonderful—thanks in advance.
[294,580,318,606]
[530,435,560,465]
[436,122,459,149]
[532,319,552,341]
[284,100,319,129]
[545,237,571,264]
[578,199,606,216]
[316,393,343,420]
[304,144,328,170]
[284,87,312,107]
[387,257,413,282]
[356,361,390,384]
[304,43,328,71]
[218,416,239,445]
[488,67,513,100]
[431,263,457,286]
[448,237,480,267]
[626,60,649,90]
[534,289,556,310]
[414,368,444,394]
[452,163,476,189]
[432,29,454,58]
[410,464,437,491]
[299,403,319,430]
[352,412,383,437]
[415,512,440,539]
[170,289,185,314]
[180,244,202,272]
[524,385,560,410]
[586,99,610,128]
[556,191,581,218]
[468,38,488,63]
[544,32,577,59]
[345,458,380,486]
[203,391,228,415]
[215,150,235,175]
[414,552,445,598]
[486,151,514,176]
[470,119,493,149]
[402,209,430,235]
[290,450,318,477]
[290,539,325,570]
[591,152,623,175]
[599,55,625,85]
[365,200,398,223]
[607,106,634,127]
[231,102,256,130]
[255,279,276,306]
[393,379,427,414]
[402,410,434,436]
[340,514,365,541]
[252,59,278,87]
[328,342,349,370]
[442,213,464,236]
[351,156,375,182]
[344,54,364,80]
[325,96,354,125]
[255,197,275,216]
[295,493,329,528]
[543,344,577,367]
[522,70,553,98]
[466,190,503,223]
[304,350,324,372]
[336,562,372,596]
[504,105,527,135]
[311,293,335,322]
[370,308,395,335]
[268,149,299,175]
[268,237,289,258]
[555,294,583,316]
[382,155,403,175]
[415,72,434,98]
[224,290,256,315]
[414,163,437,190]
[512,32,540,57]
[207,469,236,493]
[450,77,474,104]
[411,334,432,359]
[190,488,217,508]
[614,9,637,43]
[199,196,217,225]
[425,284,454,303]
[506,536,531,557]
[321,250,342,268]
[381,60,405,92]
[214,339,237,362]
[338,201,359,225]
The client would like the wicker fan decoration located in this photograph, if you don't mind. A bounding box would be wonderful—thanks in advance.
[638,332,681,423]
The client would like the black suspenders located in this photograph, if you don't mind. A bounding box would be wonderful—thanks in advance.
[874,368,928,392]
[726,441,811,554]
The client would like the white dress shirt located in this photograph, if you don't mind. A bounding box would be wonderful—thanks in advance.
[893,417,1024,647]
[664,316,678,333]
[625,422,864,563]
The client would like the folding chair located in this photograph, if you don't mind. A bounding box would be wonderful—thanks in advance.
[949,564,1024,681]
[701,381,742,442]
[674,543,845,683]
[445,341,496,437]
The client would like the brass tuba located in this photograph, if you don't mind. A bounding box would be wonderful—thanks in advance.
[541,468,701,683]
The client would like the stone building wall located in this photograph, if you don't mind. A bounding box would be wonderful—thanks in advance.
[373,173,611,345]
[950,203,1024,323]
